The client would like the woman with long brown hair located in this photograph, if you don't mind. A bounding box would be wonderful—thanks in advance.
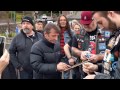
[57,15,74,79]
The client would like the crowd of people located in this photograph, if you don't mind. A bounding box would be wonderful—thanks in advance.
[0,11,120,79]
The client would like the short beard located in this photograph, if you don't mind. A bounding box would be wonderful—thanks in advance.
[23,28,30,34]
[107,17,117,32]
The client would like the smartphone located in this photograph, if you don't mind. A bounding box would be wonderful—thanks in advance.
[0,36,6,57]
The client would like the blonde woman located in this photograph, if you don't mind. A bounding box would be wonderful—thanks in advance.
[70,19,79,31]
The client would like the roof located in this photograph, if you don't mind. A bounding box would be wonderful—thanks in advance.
[66,11,81,20]
[39,15,53,21]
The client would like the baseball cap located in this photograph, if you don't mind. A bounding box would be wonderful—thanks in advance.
[21,16,34,26]
[80,11,93,25]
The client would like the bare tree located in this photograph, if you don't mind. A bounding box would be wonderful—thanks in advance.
[7,11,10,36]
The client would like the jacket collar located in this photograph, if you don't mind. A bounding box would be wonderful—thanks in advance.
[42,37,55,49]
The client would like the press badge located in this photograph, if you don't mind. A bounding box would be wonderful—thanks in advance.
[89,41,96,54]
[105,31,111,38]
[98,43,106,50]
[103,49,112,74]
[103,49,114,62]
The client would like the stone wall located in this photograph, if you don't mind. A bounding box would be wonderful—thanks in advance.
[0,23,16,33]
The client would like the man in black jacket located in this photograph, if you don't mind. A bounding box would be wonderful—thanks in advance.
[9,16,43,79]
[82,11,120,79]
[30,23,71,79]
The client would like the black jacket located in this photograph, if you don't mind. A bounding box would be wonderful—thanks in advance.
[1,61,17,79]
[30,37,61,79]
[95,58,120,79]
[37,30,43,35]
[9,30,43,73]
[95,30,120,79]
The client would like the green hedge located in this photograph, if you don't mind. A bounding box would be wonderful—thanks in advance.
[16,13,23,22]
[0,32,16,37]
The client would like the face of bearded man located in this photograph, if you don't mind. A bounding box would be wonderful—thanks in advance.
[23,28,31,34]
[93,12,117,32]
[107,17,117,32]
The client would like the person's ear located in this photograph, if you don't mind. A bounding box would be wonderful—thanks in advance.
[44,32,47,37]
[31,25,34,30]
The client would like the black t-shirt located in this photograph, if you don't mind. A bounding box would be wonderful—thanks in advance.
[87,29,97,54]
[87,28,97,41]
[72,35,78,48]
[68,39,72,47]
[72,28,98,53]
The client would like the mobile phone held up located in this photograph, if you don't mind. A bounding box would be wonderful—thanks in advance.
[0,36,6,57]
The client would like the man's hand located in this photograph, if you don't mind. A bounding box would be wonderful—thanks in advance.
[68,58,75,66]
[82,62,98,74]
[80,51,91,61]
[19,67,23,71]
[89,54,104,63]
[57,62,71,72]
[89,54,99,63]
[83,74,96,79]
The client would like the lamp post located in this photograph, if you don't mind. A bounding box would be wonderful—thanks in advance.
[23,11,25,17]
[59,11,61,15]
[34,11,39,21]
[13,11,16,23]
[10,11,16,23]
[51,11,52,18]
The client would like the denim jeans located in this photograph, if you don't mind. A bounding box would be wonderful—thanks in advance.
[61,56,76,79]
